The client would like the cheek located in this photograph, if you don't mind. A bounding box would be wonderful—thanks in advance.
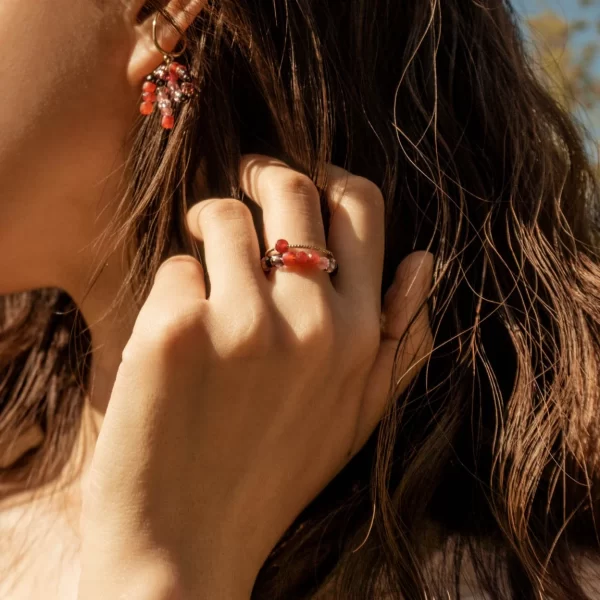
[0,0,133,207]
[0,0,136,284]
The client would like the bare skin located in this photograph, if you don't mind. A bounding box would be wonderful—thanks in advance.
[0,0,434,598]
[0,171,432,600]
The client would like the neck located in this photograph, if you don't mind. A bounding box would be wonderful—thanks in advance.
[64,240,139,430]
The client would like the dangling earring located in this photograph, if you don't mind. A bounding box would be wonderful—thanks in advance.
[139,13,198,130]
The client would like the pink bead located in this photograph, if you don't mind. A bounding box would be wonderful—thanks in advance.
[282,252,297,266]
[317,257,329,270]
[307,251,320,265]
[168,80,179,91]
[161,115,175,129]
[142,81,157,93]
[295,251,308,265]
[275,239,289,253]
[139,102,154,115]
[154,65,168,79]
[160,106,173,116]
[326,258,338,274]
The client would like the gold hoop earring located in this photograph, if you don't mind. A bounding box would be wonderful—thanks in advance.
[152,13,187,60]
[139,13,198,130]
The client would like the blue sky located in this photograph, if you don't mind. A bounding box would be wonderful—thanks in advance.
[515,0,600,47]
[518,0,583,17]
[514,0,600,139]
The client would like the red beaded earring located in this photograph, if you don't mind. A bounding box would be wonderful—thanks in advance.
[139,14,198,130]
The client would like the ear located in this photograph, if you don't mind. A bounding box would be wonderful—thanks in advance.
[126,0,207,86]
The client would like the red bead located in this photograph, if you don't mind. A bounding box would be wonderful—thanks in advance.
[140,102,154,115]
[142,81,157,93]
[295,251,308,265]
[307,251,320,265]
[161,115,175,129]
[275,239,289,253]
[282,252,297,266]
[168,73,178,83]
[169,62,183,74]
[142,92,157,102]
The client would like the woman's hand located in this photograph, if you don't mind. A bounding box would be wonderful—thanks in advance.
[77,155,433,599]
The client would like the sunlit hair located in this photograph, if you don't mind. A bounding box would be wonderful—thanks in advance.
[2,1,600,598]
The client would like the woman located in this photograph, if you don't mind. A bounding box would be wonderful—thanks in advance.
[1,0,599,598]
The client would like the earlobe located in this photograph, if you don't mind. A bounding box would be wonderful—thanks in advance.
[126,0,206,87]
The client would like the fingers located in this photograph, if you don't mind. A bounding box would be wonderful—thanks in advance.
[240,155,327,251]
[324,165,385,307]
[239,155,385,313]
[183,155,385,319]
[239,155,330,298]
[130,255,207,341]
[185,198,265,300]
[352,251,434,454]
[239,155,333,305]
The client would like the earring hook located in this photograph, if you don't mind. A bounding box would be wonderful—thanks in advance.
[152,13,187,60]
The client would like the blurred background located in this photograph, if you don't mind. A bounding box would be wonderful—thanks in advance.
[515,0,600,160]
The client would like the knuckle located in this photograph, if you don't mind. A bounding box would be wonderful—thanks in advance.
[152,315,198,349]
[331,174,385,213]
[129,305,206,359]
[349,176,385,210]
[156,255,203,279]
[352,175,384,198]
[275,172,319,203]
[198,198,252,226]
[217,307,274,359]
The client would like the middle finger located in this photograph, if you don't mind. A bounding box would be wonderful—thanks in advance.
[239,155,332,288]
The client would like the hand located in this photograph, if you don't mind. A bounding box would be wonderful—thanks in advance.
[77,155,433,599]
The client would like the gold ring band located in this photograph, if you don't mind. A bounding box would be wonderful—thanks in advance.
[262,240,338,275]
[266,244,334,259]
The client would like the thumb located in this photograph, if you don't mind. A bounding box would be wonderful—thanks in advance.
[352,251,434,454]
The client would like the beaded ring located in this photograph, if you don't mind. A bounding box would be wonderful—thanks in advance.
[261,239,338,275]
[139,14,198,130]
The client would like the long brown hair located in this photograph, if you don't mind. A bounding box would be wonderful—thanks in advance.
[2,0,600,598]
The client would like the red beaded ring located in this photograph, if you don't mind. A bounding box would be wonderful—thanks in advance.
[261,239,338,275]
[140,14,198,130]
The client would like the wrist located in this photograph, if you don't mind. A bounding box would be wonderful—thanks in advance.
[79,505,265,599]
